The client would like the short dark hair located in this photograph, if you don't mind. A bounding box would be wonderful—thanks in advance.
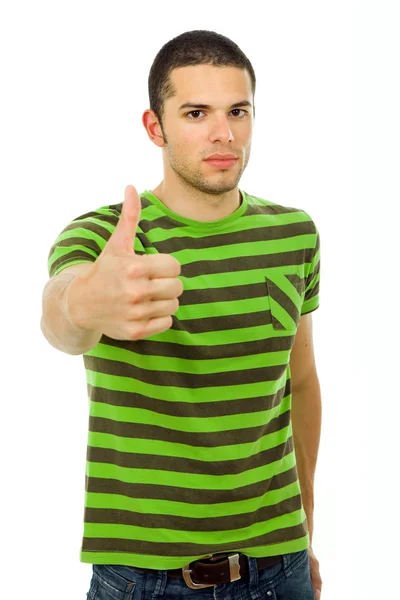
[148,30,256,130]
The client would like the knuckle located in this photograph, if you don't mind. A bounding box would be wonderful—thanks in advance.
[173,259,181,275]
[128,286,143,304]
[165,254,181,274]
[129,324,144,340]
[124,288,136,303]
[131,303,147,321]
[129,260,145,279]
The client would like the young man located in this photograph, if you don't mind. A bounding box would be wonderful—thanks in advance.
[42,30,322,600]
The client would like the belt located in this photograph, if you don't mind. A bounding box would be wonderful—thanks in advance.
[135,551,283,589]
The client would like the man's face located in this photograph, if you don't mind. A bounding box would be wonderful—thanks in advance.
[159,64,254,195]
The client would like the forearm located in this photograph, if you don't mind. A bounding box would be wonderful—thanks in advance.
[41,275,102,356]
[291,378,322,546]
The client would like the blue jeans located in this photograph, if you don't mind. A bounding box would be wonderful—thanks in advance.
[86,549,316,599]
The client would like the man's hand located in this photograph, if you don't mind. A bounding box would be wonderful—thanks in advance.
[308,546,322,599]
[67,185,184,341]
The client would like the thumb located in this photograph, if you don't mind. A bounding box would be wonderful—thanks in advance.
[107,185,141,255]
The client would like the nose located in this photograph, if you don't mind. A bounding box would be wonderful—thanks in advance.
[208,113,234,144]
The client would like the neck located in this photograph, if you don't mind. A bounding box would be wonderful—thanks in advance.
[151,180,242,222]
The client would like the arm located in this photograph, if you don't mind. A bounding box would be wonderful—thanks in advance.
[41,263,103,355]
[289,312,322,546]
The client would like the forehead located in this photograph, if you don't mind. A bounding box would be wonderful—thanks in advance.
[167,64,252,106]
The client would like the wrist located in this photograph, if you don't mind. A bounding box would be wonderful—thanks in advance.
[63,276,93,331]
[306,513,314,545]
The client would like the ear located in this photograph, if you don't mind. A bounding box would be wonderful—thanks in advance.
[142,109,165,148]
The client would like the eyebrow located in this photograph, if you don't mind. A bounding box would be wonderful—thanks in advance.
[178,100,253,111]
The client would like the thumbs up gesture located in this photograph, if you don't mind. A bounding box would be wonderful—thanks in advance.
[69,185,183,341]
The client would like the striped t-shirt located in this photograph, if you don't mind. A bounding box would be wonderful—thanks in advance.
[47,188,320,570]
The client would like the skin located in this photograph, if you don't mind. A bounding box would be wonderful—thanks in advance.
[142,64,322,598]
[142,64,254,222]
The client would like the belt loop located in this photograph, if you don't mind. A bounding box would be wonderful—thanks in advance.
[246,555,260,589]
[282,552,292,577]
[152,569,168,599]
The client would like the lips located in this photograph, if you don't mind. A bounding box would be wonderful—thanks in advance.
[205,157,238,168]
[205,154,237,160]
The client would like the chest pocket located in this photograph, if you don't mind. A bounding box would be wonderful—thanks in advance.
[265,268,305,331]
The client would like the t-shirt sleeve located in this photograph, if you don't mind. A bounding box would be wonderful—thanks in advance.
[301,220,320,315]
[47,209,114,278]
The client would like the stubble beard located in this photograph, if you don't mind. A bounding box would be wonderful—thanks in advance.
[163,137,251,197]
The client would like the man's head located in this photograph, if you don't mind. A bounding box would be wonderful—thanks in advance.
[142,30,256,196]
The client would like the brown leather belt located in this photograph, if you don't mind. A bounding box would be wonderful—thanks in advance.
[135,551,283,589]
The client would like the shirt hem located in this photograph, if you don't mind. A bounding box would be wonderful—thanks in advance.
[79,534,310,570]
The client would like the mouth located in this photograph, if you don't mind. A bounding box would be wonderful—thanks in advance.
[204,158,238,169]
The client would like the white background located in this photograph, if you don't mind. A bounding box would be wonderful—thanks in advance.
[1,1,398,598]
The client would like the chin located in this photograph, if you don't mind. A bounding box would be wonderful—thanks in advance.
[203,183,239,195]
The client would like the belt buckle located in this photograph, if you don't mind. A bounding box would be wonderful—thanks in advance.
[182,552,241,589]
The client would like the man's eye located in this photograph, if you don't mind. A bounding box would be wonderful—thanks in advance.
[231,109,246,117]
[187,110,205,119]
